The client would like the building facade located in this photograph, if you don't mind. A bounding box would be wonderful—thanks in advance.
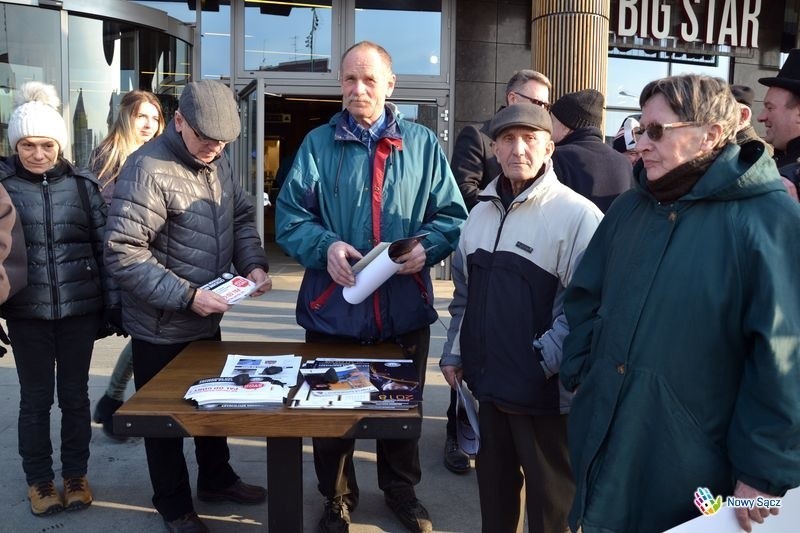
[0,0,793,241]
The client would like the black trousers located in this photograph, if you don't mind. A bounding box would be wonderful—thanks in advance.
[132,331,239,521]
[9,313,101,485]
[307,326,429,509]
[476,402,574,533]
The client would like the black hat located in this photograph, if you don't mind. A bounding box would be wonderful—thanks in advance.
[550,89,604,130]
[730,85,755,107]
[759,49,800,96]
[179,80,241,142]
[489,103,552,139]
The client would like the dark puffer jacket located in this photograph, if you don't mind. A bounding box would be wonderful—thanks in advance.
[0,156,109,320]
[104,122,268,344]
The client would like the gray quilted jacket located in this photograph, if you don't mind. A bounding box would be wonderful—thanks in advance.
[104,122,268,344]
[0,156,111,320]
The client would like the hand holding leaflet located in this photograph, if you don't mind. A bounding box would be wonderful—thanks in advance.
[342,233,429,304]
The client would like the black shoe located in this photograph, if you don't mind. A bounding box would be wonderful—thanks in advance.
[197,479,266,504]
[317,498,350,533]
[93,394,127,442]
[163,512,210,533]
[385,495,432,533]
[443,435,470,474]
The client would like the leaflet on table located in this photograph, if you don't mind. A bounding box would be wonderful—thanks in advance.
[184,354,302,409]
[290,358,420,409]
[301,363,378,397]
[200,273,263,304]
[184,376,288,407]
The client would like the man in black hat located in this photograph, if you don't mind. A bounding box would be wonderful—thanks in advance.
[550,89,633,212]
[440,103,602,532]
[105,80,272,532]
[758,49,800,200]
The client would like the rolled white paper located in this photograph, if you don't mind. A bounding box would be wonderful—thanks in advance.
[342,246,401,304]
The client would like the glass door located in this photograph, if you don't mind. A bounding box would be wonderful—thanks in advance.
[236,79,265,244]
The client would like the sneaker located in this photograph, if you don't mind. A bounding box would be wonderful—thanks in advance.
[28,480,64,516]
[63,476,93,511]
[385,495,433,533]
[443,434,470,474]
[164,512,210,533]
[317,498,350,533]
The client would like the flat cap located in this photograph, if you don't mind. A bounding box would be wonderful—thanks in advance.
[489,103,552,139]
[179,80,241,142]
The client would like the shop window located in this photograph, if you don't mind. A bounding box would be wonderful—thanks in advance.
[354,1,442,76]
[0,4,61,157]
[243,0,333,73]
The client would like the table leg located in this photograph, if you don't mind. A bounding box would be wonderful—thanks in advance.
[266,437,303,532]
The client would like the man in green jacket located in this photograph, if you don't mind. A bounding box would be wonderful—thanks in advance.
[276,41,466,533]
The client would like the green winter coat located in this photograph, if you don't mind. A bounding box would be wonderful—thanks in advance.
[561,141,800,533]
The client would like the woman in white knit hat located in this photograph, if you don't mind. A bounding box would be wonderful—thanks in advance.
[0,81,115,517]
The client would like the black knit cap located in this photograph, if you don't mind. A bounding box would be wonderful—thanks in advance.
[550,89,604,130]
[179,80,241,142]
[730,85,755,107]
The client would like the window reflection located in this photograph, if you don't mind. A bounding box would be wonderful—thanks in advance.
[394,103,438,132]
[244,1,332,73]
[68,16,189,166]
[202,1,232,80]
[0,4,61,157]
[355,1,441,76]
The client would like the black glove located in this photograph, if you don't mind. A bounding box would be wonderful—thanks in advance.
[97,309,127,340]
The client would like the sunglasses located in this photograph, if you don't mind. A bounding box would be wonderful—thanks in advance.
[632,121,701,142]
[512,92,551,110]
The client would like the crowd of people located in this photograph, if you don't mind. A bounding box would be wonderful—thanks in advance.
[0,40,798,533]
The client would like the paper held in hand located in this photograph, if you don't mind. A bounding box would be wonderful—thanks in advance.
[200,273,262,304]
[342,232,430,305]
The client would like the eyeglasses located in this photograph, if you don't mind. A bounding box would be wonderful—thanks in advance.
[632,121,701,142]
[189,124,223,144]
[512,92,551,110]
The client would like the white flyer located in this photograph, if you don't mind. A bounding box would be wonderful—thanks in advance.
[200,273,258,304]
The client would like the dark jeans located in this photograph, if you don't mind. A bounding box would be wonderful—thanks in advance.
[9,313,101,485]
[132,331,239,521]
[476,402,574,533]
[308,326,429,509]
[445,388,457,437]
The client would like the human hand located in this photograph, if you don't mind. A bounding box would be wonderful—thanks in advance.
[190,289,232,317]
[440,365,463,390]
[327,241,362,287]
[247,267,272,297]
[395,242,426,275]
[733,480,781,532]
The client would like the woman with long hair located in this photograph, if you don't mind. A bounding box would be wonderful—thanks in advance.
[90,90,164,204]
[89,90,164,439]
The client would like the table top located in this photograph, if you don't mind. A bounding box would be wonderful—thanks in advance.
[114,341,422,439]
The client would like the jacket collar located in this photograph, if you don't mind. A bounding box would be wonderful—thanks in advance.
[555,126,603,146]
[478,159,555,205]
[162,120,218,172]
[333,103,403,143]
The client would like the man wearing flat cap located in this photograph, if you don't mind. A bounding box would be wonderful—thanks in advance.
[440,103,602,532]
[104,80,271,532]
[758,49,800,199]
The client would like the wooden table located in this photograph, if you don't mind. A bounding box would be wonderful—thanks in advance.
[114,341,421,532]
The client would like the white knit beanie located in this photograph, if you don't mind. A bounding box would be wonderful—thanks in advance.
[8,81,68,152]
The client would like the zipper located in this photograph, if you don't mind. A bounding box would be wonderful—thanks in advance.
[42,173,60,319]
[203,168,221,273]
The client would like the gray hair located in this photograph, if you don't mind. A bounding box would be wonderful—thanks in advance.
[639,74,739,147]
[505,70,552,97]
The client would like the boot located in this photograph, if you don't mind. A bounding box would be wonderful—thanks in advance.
[28,480,63,516]
[63,476,92,511]
[92,394,126,441]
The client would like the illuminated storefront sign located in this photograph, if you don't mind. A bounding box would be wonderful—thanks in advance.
[615,0,761,48]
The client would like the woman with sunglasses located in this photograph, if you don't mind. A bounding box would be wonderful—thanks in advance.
[560,74,800,533]
[88,90,164,441]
